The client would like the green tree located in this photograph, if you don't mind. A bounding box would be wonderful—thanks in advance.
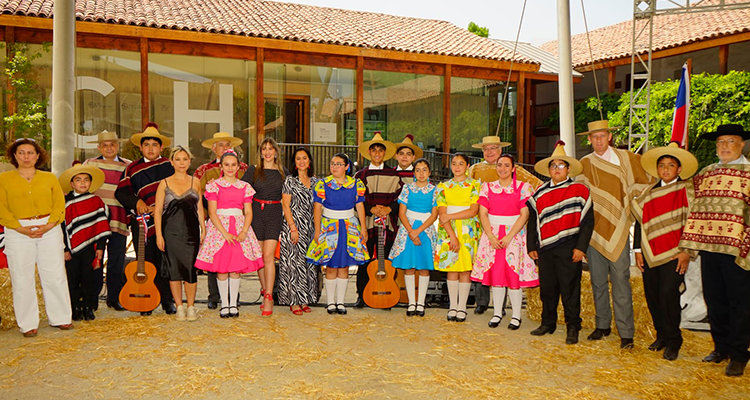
[468,22,490,38]
[543,92,620,146]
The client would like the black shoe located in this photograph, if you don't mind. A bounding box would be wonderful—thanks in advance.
[488,315,502,328]
[474,305,488,315]
[446,309,457,322]
[336,304,347,315]
[83,308,96,321]
[140,311,152,316]
[663,347,680,361]
[508,317,521,330]
[219,307,230,318]
[648,339,666,351]
[229,306,239,318]
[106,301,125,311]
[566,327,579,344]
[354,298,365,309]
[163,303,177,315]
[726,360,747,377]
[72,308,83,321]
[620,338,634,349]
[416,304,425,317]
[207,301,218,310]
[326,304,336,314]
[703,351,729,363]
[587,328,612,341]
[406,304,416,317]
[455,310,467,323]
[531,325,556,336]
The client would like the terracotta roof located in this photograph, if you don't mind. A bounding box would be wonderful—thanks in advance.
[540,0,750,67]
[0,0,535,64]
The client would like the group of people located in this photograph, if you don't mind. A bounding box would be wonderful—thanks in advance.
[0,119,748,378]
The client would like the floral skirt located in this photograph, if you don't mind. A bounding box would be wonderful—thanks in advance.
[307,216,369,268]
[195,213,263,273]
[435,217,479,272]
[389,219,436,270]
[472,222,538,288]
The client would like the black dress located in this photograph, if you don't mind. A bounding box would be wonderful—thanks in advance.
[160,181,201,283]
[242,166,290,241]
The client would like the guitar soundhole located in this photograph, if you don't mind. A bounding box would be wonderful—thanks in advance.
[376,271,386,279]
[133,272,147,284]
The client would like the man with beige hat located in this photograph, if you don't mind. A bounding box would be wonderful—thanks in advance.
[83,130,131,311]
[194,132,248,309]
[394,134,423,185]
[576,120,653,349]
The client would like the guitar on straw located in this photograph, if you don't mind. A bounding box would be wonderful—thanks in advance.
[363,216,400,309]
[119,214,161,312]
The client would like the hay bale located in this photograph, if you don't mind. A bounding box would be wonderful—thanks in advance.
[0,268,48,330]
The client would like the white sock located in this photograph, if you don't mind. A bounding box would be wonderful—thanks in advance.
[325,278,336,306]
[447,280,459,312]
[229,278,240,307]
[492,286,507,317]
[417,275,430,306]
[509,289,523,322]
[336,278,349,305]
[218,279,229,309]
[405,274,416,305]
[458,282,472,312]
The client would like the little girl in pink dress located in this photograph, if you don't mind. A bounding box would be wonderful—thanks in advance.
[195,150,263,317]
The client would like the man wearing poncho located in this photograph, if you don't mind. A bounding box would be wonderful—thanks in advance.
[678,124,750,377]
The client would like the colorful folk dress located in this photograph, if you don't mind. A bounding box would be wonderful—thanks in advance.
[195,178,263,273]
[306,176,369,268]
[472,180,538,288]
[389,182,437,270]
[435,178,481,272]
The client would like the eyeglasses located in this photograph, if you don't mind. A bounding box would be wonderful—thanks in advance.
[549,163,569,170]
[330,163,346,167]
[717,139,740,146]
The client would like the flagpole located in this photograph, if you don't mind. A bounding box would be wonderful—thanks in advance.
[685,58,692,151]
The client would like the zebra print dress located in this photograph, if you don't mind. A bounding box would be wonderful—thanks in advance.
[278,175,320,306]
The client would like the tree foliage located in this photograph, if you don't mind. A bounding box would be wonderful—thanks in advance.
[468,22,490,38]
[544,92,620,145]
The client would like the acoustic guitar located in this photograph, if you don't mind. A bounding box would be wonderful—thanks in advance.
[119,214,161,312]
[363,221,400,309]
[396,270,419,304]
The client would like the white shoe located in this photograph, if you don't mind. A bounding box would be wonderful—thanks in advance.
[176,304,186,321]
[186,306,197,322]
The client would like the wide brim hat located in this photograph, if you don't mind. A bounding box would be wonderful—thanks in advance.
[576,119,622,136]
[202,132,243,149]
[471,135,511,149]
[86,130,127,144]
[534,140,583,178]
[700,124,750,141]
[359,132,396,161]
[641,142,698,180]
[395,134,423,159]
[58,164,106,194]
[130,124,172,147]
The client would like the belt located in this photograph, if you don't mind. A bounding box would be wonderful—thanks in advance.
[446,205,469,214]
[406,210,430,222]
[489,214,519,226]
[254,198,281,210]
[216,209,243,216]
[24,213,50,220]
[322,207,355,219]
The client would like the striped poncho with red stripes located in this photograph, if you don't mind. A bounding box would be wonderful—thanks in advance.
[527,178,594,253]
[62,192,111,255]
[115,156,174,236]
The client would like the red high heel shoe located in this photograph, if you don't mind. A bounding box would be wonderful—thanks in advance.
[260,289,265,310]
[290,306,303,316]
[261,293,274,316]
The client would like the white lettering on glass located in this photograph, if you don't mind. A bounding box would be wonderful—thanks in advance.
[172,81,234,147]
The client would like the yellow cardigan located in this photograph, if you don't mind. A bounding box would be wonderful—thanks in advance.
[0,170,66,229]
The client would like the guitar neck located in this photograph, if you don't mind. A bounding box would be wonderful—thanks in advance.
[138,219,146,274]
[378,224,385,272]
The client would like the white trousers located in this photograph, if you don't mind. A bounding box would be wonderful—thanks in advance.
[5,217,71,332]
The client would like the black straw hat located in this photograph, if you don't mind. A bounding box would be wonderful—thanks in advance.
[701,124,750,141]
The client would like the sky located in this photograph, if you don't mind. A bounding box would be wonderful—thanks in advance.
[284,0,634,46]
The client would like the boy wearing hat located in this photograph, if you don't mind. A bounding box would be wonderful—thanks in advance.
[354,132,402,307]
[59,164,111,321]
[527,141,594,344]
[394,134,422,185]
[194,132,249,309]
[83,130,131,311]
[632,142,697,361]
[115,122,176,315]
[679,124,750,376]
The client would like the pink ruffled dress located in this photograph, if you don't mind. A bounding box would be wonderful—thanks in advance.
[195,178,263,273]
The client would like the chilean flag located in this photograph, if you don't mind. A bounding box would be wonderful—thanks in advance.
[670,62,690,147]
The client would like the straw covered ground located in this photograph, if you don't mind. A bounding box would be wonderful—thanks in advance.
[1,269,749,399]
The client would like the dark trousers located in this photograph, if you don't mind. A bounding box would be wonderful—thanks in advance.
[538,242,582,330]
[642,259,684,348]
[65,245,99,309]
[357,228,395,298]
[131,223,174,306]
[104,232,127,303]
[207,272,220,303]
[473,282,490,307]
[701,251,750,363]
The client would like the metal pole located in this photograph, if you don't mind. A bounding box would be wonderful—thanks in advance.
[50,0,76,174]
[556,0,576,157]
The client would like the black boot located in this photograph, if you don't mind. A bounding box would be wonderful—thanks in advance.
[565,326,579,344]
[72,307,83,321]
[83,307,96,321]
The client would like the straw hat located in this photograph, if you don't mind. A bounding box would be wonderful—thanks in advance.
[576,119,622,136]
[359,132,396,161]
[471,136,511,149]
[395,134,423,159]
[534,140,583,178]
[58,164,106,194]
[86,130,126,144]
[640,142,698,180]
[130,123,172,147]
[700,123,750,141]
[201,132,243,149]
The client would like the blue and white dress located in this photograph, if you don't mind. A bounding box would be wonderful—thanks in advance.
[389,182,437,270]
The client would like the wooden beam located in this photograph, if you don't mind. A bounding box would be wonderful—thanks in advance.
[256,48,265,144]
[78,34,139,51]
[525,72,584,83]
[363,58,444,76]
[356,56,364,150]
[15,28,52,43]
[453,66,512,81]
[140,38,149,126]
[719,44,728,75]
[148,39,256,60]
[608,67,617,93]
[0,15,540,73]
[265,49,355,69]
[443,64,451,159]
[516,72,526,164]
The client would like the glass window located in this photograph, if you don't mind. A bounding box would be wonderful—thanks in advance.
[451,77,516,156]
[149,53,255,168]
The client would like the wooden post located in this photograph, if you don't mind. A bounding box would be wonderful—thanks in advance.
[443,64,451,162]
[140,38,149,126]
[608,66,616,93]
[529,82,537,164]
[516,72,526,163]
[256,48,265,144]
[356,56,364,149]
[5,26,15,140]
[719,44,728,75]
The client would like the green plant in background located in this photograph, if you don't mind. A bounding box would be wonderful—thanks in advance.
[467,22,490,38]
[2,42,52,151]
[544,92,620,146]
